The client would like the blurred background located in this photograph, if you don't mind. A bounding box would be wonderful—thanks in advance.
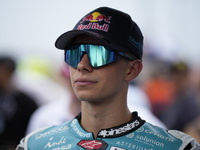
[0,0,200,149]
[1,0,200,65]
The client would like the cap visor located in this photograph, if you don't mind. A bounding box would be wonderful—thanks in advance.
[55,30,110,50]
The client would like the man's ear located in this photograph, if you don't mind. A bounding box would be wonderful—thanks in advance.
[125,60,143,81]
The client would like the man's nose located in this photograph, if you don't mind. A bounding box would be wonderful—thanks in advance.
[77,54,93,72]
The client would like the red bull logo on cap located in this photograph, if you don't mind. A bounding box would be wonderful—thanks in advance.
[81,12,111,23]
[77,12,111,32]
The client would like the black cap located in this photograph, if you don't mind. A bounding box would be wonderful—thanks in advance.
[55,7,143,60]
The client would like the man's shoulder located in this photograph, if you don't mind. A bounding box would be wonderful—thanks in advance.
[137,122,200,149]
[167,130,200,150]
[16,120,72,150]
[30,120,71,140]
[114,122,200,150]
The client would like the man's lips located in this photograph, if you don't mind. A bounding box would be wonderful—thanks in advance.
[75,79,97,86]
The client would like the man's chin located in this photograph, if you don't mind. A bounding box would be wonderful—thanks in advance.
[78,96,101,104]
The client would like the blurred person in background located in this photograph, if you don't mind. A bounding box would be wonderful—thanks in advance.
[143,59,176,118]
[0,56,38,149]
[197,75,200,108]
[15,55,66,106]
[160,61,200,142]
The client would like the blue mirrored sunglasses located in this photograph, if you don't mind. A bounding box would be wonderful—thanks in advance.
[65,44,136,68]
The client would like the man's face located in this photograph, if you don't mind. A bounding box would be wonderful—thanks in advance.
[69,35,131,103]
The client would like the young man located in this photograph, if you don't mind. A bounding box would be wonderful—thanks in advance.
[16,7,199,150]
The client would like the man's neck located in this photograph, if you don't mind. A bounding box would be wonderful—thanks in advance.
[80,99,132,139]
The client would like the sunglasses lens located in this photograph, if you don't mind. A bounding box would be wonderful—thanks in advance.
[88,45,116,68]
[65,45,117,68]
[65,45,82,68]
